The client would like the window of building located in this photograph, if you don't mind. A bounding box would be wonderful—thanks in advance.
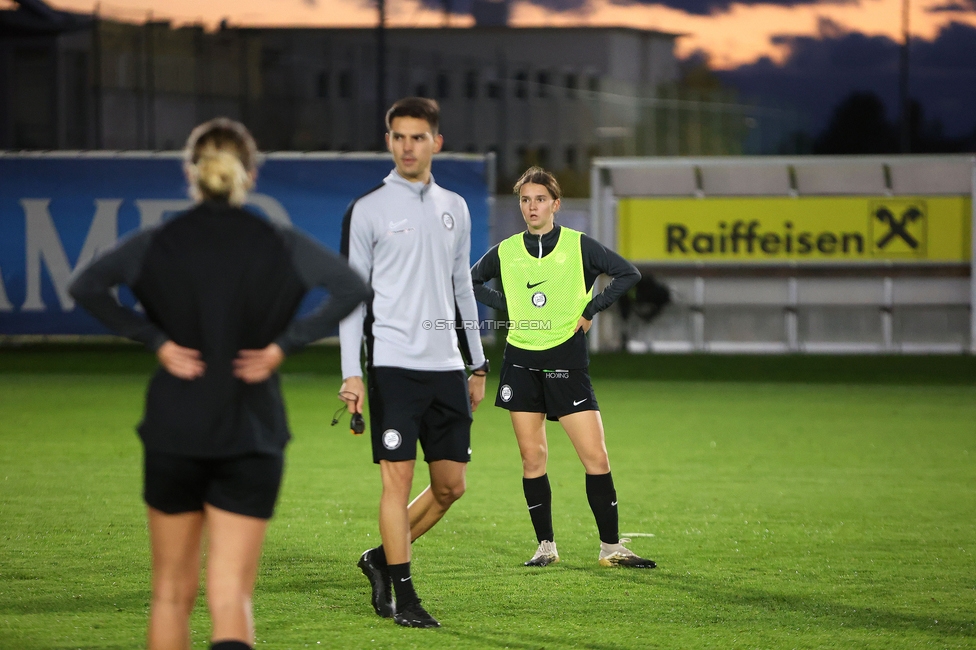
[465,71,478,99]
[487,80,501,99]
[437,72,450,99]
[537,146,550,168]
[415,83,429,98]
[566,146,578,169]
[588,76,600,94]
[536,71,549,98]
[316,71,329,99]
[338,71,353,98]
[466,143,477,153]
[565,73,578,99]
[515,72,528,100]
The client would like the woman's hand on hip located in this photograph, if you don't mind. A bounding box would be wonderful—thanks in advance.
[233,343,285,384]
[575,316,592,333]
[157,340,206,380]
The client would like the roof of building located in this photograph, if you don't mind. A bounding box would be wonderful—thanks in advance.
[0,0,92,37]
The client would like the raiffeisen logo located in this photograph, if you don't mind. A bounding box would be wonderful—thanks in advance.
[869,199,928,256]
[666,220,868,257]
[657,199,931,261]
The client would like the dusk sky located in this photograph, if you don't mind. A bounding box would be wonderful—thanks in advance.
[30,0,976,135]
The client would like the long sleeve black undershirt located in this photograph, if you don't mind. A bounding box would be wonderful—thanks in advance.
[470,225,641,320]
[68,203,371,459]
[69,223,370,355]
[470,225,640,369]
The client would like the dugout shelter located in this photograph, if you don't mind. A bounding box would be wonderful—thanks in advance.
[590,155,976,354]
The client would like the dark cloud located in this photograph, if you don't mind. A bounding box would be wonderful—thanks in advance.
[926,0,976,12]
[716,21,976,136]
[428,0,593,16]
[438,0,854,18]
[604,0,853,16]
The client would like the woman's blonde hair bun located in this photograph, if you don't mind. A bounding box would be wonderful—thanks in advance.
[192,146,250,205]
[184,118,258,207]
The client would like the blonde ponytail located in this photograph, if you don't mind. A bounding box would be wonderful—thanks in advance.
[184,117,259,207]
[191,146,250,205]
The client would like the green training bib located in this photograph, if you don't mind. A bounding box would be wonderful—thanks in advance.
[498,227,591,350]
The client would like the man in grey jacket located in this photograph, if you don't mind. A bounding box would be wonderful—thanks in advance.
[337,97,489,628]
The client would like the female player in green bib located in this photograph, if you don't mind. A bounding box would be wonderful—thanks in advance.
[471,167,656,569]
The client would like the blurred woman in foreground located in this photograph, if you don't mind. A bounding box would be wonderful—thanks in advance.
[70,118,370,650]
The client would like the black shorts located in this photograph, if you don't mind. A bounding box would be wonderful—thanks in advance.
[495,362,599,422]
[367,366,472,464]
[143,450,284,520]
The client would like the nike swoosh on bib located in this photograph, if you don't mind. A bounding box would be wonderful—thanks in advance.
[573,398,587,406]
[526,280,547,289]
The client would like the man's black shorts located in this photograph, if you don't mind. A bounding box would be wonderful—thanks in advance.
[495,362,599,422]
[143,450,284,520]
[367,366,472,464]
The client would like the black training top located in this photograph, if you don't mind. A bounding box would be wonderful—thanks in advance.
[470,225,640,369]
[69,201,371,458]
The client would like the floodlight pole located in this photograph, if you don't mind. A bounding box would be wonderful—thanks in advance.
[376,0,387,150]
[970,156,976,354]
[898,0,910,153]
[92,2,103,149]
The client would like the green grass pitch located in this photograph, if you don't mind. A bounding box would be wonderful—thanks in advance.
[1,346,974,649]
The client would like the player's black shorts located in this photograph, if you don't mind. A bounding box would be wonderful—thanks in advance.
[367,366,472,464]
[143,450,284,520]
[495,362,599,422]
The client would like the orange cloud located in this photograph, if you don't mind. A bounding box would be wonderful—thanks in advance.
[47,0,976,69]
[511,0,976,67]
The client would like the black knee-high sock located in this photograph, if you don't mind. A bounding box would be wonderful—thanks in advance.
[585,472,619,544]
[523,474,554,543]
[211,641,252,650]
[387,561,420,608]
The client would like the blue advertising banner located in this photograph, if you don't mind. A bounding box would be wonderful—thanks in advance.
[0,153,492,335]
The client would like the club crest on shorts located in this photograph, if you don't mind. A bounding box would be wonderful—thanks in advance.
[441,212,455,230]
[531,291,547,308]
[500,384,513,402]
[382,429,402,450]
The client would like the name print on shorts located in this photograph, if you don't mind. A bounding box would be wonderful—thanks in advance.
[382,429,402,450]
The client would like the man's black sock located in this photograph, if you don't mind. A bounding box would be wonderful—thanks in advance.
[585,472,619,544]
[211,641,252,650]
[387,561,420,608]
[523,474,554,542]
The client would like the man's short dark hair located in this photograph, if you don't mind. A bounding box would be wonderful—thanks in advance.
[385,97,440,133]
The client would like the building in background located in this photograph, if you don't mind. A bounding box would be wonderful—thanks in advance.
[1,0,800,192]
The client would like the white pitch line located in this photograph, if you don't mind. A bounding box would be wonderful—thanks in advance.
[620,532,655,537]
